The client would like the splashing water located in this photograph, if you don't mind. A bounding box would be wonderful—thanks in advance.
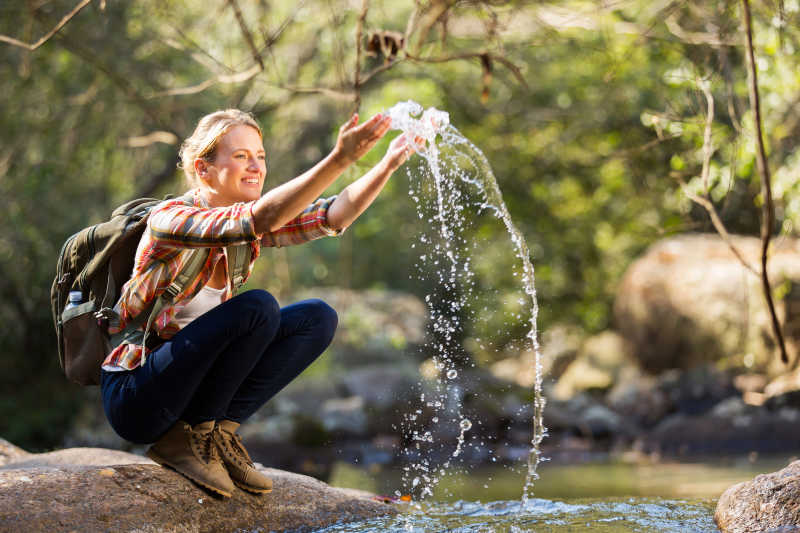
[385,101,547,506]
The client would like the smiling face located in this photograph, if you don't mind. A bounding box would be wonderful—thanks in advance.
[195,124,267,207]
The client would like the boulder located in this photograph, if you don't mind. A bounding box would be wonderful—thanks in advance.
[490,323,582,387]
[715,460,800,533]
[543,393,638,443]
[320,396,369,436]
[656,365,738,416]
[764,368,800,409]
[0,438,29,466]
[552,330,638,400]
[615,234,800,374]
[640,401,800,455]
[0,442,396,532]
[606,373,670,428]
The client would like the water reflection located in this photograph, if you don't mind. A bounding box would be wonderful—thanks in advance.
[329,454,793,500]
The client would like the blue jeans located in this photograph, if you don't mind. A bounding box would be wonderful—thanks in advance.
[101,290,337,444]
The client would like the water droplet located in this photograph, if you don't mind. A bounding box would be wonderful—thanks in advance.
[460,419,472,431]
[446,369,458,379]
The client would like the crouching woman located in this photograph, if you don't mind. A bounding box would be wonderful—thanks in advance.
[100,108,413,497]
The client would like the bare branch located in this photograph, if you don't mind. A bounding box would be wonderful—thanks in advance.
[676,81,758,275]
[51,30,174,132]
[406,51,529,90]
[360,57,408,85]
[742,0,789,364]
[259,1,302,52]
[698,79,715,194]
[682,187,760,275]
[403,4,420,49]
[612,133,682,157]
[227,0,264,71]
[151,64,262,97]
[411,0,455,55]
[664,12,739,46]
[488,54,529,91]
[279,85,355,101]
[352,0,369,114]
[153,3,300,100]
[0,0,93,51]
[126,131,179,148]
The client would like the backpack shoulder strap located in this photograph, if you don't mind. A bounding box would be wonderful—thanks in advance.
[109,246,210,357]
[226,244,252,289]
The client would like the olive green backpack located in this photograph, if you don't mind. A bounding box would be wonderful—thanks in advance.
[51,195,251,386]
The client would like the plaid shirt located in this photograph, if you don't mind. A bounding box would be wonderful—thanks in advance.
[102,189,340,370]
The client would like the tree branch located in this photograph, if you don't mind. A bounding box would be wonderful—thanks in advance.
[742,0,789,364]
[664,12,740,46]
[150,64,262,97]
[278,84,355,100]
[0,0,93,51]
[227,0,264,71]
[51,30,175,133]
[410,0,455,55]
[360,57,408,85]
[406,51,529,90]
[352,0,369,114]
[153,3,299,100]
[676,80,758,275]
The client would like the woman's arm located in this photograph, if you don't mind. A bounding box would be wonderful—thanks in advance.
[252,113,391,234]
[326,134,415,231]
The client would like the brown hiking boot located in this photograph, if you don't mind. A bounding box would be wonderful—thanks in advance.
[146,420,234,498]
[213,419,273,494]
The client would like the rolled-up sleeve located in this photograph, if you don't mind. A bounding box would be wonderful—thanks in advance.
[260,195,343,248]
[148,199,259,248]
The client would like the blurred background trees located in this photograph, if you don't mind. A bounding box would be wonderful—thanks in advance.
[1,0,798,450]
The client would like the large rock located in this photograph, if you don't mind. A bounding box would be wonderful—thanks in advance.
[715,460,800,532]
[0,442,396,532]
[552,330,637,400]
[0,438,29,466]
[640,398,800,455]
[490,324,582,387]
[615,234,800,374]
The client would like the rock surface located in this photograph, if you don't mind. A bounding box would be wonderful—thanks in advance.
[615,234,800,374]
[715,460,800,533]
[0,442,396,532]
[552,330,637,400]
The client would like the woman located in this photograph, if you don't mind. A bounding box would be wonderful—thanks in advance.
[101,108,413,497]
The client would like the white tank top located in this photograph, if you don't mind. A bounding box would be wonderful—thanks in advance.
[173,284,226,329]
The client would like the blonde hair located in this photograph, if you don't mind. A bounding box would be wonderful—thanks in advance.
[178,109,263,187]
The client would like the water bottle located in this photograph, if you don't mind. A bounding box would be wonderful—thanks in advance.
[64,291,83,311]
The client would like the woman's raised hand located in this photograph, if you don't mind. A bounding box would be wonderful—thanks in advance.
[334,113,392,165]
[382,133,422,172]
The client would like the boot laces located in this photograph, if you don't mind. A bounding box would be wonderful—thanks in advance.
[190,430,219,464]
[216,427,253,468]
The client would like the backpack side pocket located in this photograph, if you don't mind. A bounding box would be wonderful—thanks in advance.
[62,302,111,386]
